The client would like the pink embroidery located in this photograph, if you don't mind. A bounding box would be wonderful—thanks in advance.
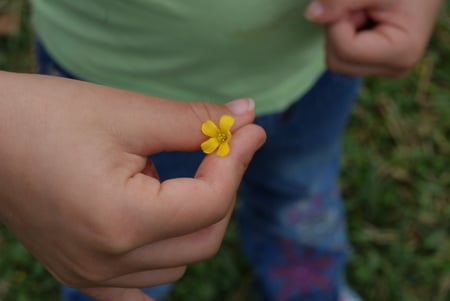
[271,238,332,300]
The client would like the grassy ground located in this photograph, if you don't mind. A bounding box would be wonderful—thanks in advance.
[1,2,449,301]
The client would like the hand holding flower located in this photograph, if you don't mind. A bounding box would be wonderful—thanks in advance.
[0,72,265,301]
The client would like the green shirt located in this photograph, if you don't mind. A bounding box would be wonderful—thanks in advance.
[31,0,325,115]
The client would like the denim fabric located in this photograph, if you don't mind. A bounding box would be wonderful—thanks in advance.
[237,72,361,301]
[36,40,361,301]
[60,284,173,301]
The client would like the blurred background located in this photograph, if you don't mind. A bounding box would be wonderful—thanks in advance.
[0,1,449,300]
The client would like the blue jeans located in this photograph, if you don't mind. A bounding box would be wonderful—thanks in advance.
[36,41,361,301]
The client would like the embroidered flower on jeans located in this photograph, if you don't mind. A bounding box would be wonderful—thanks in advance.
[200,115,234,157]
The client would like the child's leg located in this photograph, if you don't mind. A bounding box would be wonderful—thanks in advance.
[238,71,361,301]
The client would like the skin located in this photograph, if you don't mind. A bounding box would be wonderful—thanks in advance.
[0,71,266,301]
[305,0,443,77]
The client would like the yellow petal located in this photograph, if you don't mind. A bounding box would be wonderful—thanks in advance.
[219,115,234,132]
[216,142,230,157]
[201,138,219,154]
[201,120,220,137]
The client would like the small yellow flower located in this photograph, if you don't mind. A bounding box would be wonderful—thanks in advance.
[200,115,234,157]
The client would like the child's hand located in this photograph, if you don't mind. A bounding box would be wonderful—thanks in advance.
[305,0,443,77]
[0,71,265,301]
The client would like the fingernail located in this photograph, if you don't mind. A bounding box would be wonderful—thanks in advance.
[226,98,255,115]
[305,1,324,21]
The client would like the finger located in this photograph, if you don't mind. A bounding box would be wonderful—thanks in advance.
[99,266,186,288]
[2,73,256,157]
[111,206,233,275]
[305,0,393,23]
[110,96,257,156]
[156,124,265,237]
[81,287,155,301]
[325,16,413,76]
[141,159,159,179]
[326,53,407,77]
[121,123,265,247]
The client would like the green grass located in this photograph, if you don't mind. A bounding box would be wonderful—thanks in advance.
[1,2,449,301]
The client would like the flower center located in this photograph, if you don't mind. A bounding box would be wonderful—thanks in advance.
[217,133,228,143]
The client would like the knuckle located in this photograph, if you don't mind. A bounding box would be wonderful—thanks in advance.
[325,54,344,74]
[58,278,81,288]
[200,187,234,223]
[48,254,112,286]
[188,101,215,124]
[85,201,143,255]
[390,41,425,73]
[100,230,136,255]
[171,266,187,282]
[68,255,116,283]
[325,55,338,71]
[52,273,83,288]
[77,271,105,284]
[333,47,354,63]
[204,240,222,259]
[88,217,136,255]
[326,39,353,63]
[201,227,225,259]
[325,47,353,73]
[395,56,419,74]
[210,198,233,222]
[70,262,110,284]
[153,267,187,286]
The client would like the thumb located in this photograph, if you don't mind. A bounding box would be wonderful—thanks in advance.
[81,287,154,301]
[116,97,257,156]
[304,0,392,23]
[120,118,266,243]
